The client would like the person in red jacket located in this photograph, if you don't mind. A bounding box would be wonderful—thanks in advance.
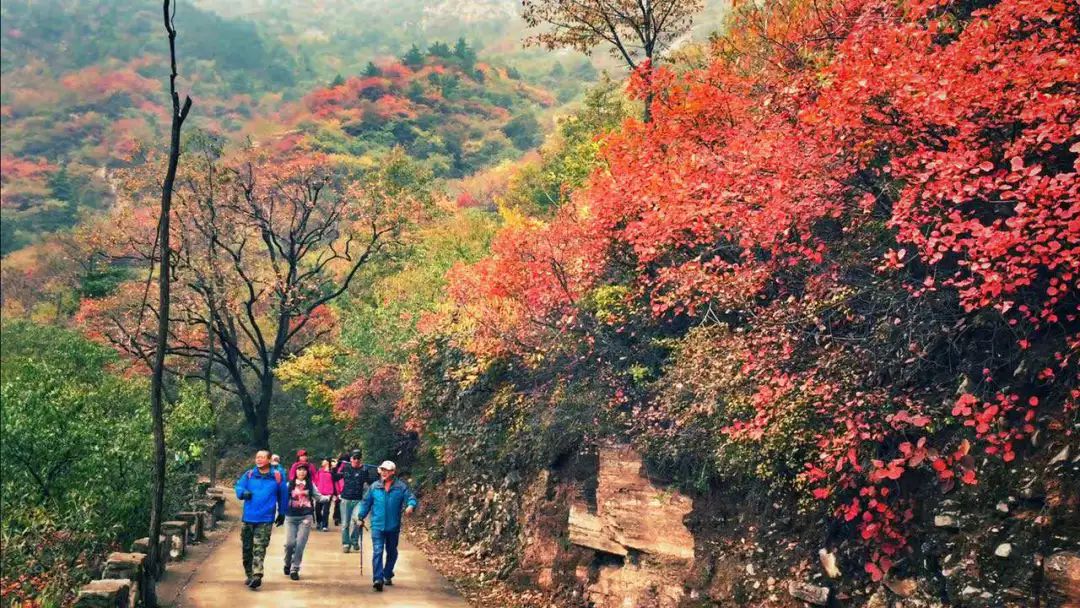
[288,448,318,481]
[312,458,337,531]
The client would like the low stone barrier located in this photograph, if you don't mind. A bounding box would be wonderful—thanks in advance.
[74,479,227,603]
[73,579,132,608]
[101,552,151,608]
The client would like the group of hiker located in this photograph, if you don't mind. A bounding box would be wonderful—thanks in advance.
[234,447,417,592]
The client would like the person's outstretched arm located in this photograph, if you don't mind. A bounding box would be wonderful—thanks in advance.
[404,484,418,513]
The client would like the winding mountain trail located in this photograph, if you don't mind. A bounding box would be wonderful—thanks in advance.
[171,494,469,608]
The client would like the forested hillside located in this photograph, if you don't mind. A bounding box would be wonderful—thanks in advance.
[0,0,594,255]
[0,0,307,252]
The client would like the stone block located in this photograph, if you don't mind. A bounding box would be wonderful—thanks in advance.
[193,500,217,530]
[162,521,189,560]
[568,502,627,556]
[177,511,204,542]
[788,581,830,605]
[595,445,695,560]
[74,578,131,608]
[204,494,226,520]
[102,552,153,608]
[129,536,170,578]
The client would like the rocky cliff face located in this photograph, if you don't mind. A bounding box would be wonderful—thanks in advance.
[567,445,695,607]
[420,443,1079,607]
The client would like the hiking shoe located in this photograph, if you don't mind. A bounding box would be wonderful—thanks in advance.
[283,564,291,575]
[244,576,253,587]
[352,544,360,552]
[373,580,384,592]
[384,578,393,586]
[290,571,300,581]
[249,575,262,590]
[343,545,351,553]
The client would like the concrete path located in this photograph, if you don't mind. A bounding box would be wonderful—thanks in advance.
[173,497,469,608]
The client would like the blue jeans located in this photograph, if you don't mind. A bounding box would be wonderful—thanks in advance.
[283,514,313,573]
[340,499,362,547]
[370,528,400,583]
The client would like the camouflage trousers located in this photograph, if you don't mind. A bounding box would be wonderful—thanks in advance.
[241,522,274,578]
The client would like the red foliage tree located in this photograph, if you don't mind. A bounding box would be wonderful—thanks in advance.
[444,0,1079,575]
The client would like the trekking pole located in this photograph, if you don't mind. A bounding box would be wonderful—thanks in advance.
[358,522,364,574]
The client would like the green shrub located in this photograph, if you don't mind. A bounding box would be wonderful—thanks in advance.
[0,321,209,606]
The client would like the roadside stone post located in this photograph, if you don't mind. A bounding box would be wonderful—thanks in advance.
[205,487,227,521]
[129,536,170,578]
[101,552,152,608]
[177,511,205,542]
[73,579,132,608]
[193,499,218,530]
[162,521,189,559]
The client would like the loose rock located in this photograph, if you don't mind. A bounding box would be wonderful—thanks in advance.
[885,577,918,598]
[788,581,830,606]
[934,514,959,529]
[818,549,841,578]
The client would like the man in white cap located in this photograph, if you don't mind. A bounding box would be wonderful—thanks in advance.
[355,460,417,592]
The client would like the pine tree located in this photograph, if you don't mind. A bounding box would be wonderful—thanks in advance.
[47,165,76,203]
[402,44,425,68]
[428,41,451,57]
[453,37,476,70]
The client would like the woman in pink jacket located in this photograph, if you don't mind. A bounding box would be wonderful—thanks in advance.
[313,458,337,531]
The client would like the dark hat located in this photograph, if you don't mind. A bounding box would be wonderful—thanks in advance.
[350,449,362,459]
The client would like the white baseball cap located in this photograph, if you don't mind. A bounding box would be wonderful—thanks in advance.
[378,460,397,471]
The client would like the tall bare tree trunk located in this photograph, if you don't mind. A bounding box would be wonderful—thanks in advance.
[148,2,192,601]
[205,325,218,485]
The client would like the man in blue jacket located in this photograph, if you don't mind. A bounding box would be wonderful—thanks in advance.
[356,460,417,592]
[235,449,288,589]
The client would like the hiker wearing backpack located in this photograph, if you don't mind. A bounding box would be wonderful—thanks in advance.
[355,460,417,592]
[332,448,377,552]
[235,449,288,590]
